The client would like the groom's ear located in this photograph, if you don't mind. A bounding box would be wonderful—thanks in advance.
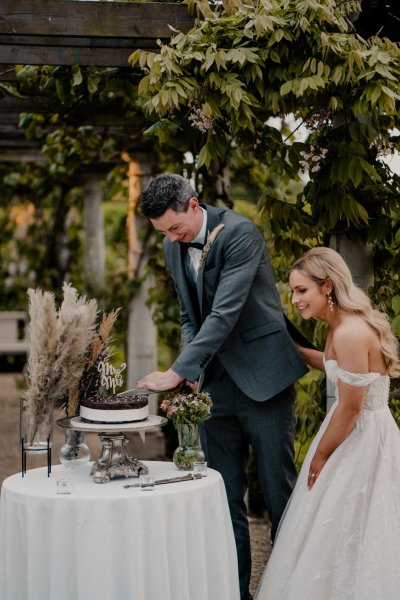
[188,197,200,210]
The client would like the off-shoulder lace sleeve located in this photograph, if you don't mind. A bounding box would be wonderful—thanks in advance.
[336,367,381,387]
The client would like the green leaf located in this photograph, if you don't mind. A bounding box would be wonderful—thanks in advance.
[203,48,216,72]
[347,158,362,188]
[392,296,400,316]
[138,75,150,96]
[359,159,380,181]
[280,81,292,96]
[369,85,381,105]
[71,65,83,87]
[16,65,39,87]
[87,76,100,96]
[202,102,213,118]
[391,315,400,336]
[381,85,400,101]
[128,50,141,66]
[196,145,210,169]
[0,81,24,98]
[55,78,69,103]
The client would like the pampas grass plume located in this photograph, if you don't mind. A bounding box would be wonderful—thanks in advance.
[24,283,100,430]
[24,288,58,434]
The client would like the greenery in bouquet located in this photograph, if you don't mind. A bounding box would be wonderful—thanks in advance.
[160,390,212,428]
[161,389,212,470]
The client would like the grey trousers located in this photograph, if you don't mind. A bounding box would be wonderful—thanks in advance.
[201,359,297,600]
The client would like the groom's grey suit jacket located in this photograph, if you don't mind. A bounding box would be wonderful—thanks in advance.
[165,204,308,401]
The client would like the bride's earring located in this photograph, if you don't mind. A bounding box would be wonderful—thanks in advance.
[327,293,334,312]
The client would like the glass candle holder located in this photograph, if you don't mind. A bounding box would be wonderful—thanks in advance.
[193,461,208,476]
[140,474,155,491]
[56,477,73,495]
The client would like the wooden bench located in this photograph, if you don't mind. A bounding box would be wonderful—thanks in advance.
[0,311,29,354]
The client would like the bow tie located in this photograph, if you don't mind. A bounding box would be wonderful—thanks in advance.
[182,241,204,250]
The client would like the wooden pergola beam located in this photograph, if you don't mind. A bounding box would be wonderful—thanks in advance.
[0,96,145,126]
[0,1,193,160]
[0,0,194,66]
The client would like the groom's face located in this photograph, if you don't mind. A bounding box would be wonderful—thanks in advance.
[150,197,204,243]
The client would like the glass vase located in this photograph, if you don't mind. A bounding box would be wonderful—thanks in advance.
[173,422,205,470]
[59,430,90,468]
[20,397,53,454]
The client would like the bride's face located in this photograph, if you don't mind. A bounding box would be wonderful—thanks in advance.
[289,269,329,320]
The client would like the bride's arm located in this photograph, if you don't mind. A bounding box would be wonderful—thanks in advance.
[307,326,370,489]
[295,345,324,371]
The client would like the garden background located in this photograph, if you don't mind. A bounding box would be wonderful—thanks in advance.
[1,0,400,593]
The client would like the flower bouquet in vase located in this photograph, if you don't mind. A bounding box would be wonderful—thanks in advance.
[161,389,212,470]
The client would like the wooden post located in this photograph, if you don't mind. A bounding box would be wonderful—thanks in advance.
[121,154,165,459]
[326,233,374,410]
[329,234,374,289]
[122,154,158,415]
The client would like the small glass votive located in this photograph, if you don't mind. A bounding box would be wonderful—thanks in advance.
[193,461,208,476]
[56,477,73,495]
[140,474,155,491]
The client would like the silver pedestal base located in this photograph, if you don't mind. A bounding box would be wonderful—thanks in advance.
[56,416,167,484]
[90,433,149,484]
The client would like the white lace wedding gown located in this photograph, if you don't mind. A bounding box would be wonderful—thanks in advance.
[256,359,400,600]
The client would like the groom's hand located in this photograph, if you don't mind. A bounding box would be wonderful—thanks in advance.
[184,379,198,392]
[137,368,184,391]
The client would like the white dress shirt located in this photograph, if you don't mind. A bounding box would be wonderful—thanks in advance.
[187,207,207,281]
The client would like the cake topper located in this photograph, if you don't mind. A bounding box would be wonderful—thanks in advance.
[97,360,126,394]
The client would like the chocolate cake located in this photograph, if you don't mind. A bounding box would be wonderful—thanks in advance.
[80,392,149,424]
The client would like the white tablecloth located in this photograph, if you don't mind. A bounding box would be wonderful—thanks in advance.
[0,461,240,600]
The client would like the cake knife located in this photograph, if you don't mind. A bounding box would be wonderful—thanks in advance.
[123,473,203,488]
[116,387,161,396]
[118,383,190,396]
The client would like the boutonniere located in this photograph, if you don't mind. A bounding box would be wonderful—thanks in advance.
[196,224,225,272]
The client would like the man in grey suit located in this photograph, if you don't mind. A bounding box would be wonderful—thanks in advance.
[138,173,308,600]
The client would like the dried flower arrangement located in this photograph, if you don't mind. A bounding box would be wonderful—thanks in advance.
[22,283,121,444]
[66,307,121,417]
[197,223,224,271]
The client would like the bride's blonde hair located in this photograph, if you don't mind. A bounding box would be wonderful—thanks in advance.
[290,247,400,376]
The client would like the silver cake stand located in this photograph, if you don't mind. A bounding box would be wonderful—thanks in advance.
[57,415,168,484]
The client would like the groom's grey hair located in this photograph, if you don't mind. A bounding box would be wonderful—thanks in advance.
[140,173,197,218]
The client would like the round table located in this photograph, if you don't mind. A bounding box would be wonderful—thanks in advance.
[0,461,240,600]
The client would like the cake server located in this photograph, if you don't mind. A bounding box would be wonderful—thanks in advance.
[116,387,160,396]
[123,473,203,488]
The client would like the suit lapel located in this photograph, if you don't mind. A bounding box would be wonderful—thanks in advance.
[196,205,222,316]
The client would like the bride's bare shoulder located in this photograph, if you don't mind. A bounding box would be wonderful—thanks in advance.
[334,315,371,341]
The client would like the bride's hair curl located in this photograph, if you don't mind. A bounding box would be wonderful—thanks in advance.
[290,247,400,376]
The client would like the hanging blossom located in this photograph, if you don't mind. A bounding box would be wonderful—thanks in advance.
[304,110,331,131]
[188,106,213,134]
[299,145,328,174]
[370,136,394,158]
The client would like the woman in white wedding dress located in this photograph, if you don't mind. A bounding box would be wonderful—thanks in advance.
[256,247,400,600]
